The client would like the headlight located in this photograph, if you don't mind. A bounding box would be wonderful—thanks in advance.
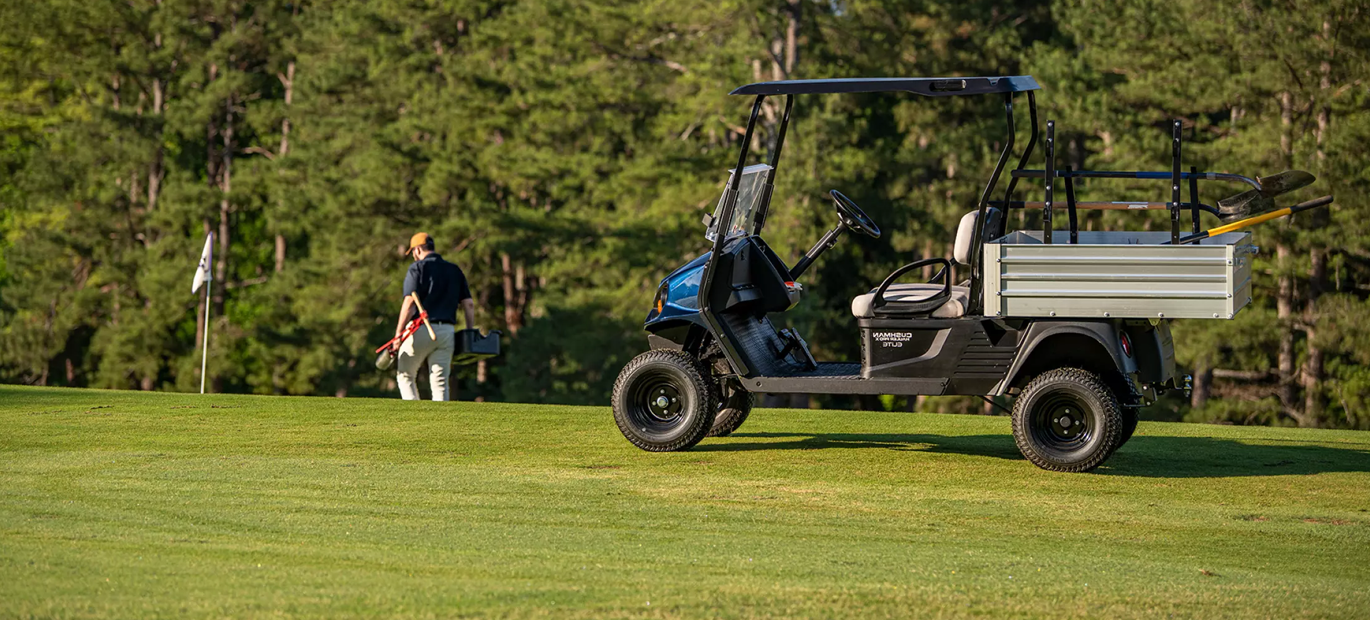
[652,284,667,314]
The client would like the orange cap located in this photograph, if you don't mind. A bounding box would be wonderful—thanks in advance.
[408,232,433,251]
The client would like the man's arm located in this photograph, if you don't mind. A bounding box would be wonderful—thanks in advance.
[394,295,416,345]
[395,263,421,344]
[461,298,476,330]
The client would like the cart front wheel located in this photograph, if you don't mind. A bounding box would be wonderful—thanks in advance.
[612,350,716,452]
[1011,368,1123,472]
[707,383,754,438]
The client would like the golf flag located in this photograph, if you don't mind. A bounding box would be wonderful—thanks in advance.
[192,233,214,293]
[193,232,214,394]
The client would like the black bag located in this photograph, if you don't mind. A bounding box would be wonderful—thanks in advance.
[454,329,501,365]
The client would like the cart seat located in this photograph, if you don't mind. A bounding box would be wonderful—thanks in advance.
[851,284,969,318]
[848,208,996,320]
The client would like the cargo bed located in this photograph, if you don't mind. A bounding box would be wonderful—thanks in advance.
[982,231,1256,320]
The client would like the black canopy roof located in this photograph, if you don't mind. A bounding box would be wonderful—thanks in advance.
[730,76,1039,97]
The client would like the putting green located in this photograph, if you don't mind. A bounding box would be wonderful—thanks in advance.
[2,385,1368,618]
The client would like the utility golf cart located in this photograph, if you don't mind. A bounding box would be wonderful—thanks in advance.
[610,76,1333,472]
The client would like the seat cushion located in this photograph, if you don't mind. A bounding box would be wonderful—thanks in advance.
[952,207,1002,265]
[851,283,969,319]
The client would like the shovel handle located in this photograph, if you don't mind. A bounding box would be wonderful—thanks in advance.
[1206,195,1333,237]
[409,292,437,340]
[1169,195,1333,244]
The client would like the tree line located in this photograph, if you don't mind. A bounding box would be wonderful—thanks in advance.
[1,0,1367,428]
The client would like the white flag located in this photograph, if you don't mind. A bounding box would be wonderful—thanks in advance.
[192,233,214,293]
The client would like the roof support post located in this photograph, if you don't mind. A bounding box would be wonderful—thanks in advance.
[756,95,793,235]
[696,95,766,376]
[969,92,1017,315]
[1000,90,1039,231]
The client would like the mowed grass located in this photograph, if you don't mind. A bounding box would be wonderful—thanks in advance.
[1,386,1368,619]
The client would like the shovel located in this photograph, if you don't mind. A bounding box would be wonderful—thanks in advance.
[1216,170,1315,222]
[1168,195,1333,245]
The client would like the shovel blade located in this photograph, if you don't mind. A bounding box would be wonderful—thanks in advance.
[1258,170,1315,197]
[1217,189,1275,223]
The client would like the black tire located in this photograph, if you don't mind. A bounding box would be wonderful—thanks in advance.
[1118,406,1140,447]
[612,350,716,452]
[1011,367,1123,473]
[1101,372,1141,453]
[706,382,754,437]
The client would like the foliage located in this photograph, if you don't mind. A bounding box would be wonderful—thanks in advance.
[0,0,1368,427]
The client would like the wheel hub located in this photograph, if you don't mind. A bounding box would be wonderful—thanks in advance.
[1032,394,1094,449]
[1053,407,1083,438]
[645,384,682,421]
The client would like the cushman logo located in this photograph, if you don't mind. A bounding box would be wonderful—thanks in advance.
[872,331,912,348]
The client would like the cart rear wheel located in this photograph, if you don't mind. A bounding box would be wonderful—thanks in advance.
[612,350,716,452]
[707,383,754,438]
[1118,407,1139,448]
[1011,368,1123,472]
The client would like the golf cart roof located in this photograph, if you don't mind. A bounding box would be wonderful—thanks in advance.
[729,76,1040,97]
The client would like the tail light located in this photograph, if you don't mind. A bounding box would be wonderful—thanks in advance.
[1120,332,1133,358]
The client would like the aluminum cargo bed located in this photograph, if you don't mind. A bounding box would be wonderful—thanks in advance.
[982,231,1255,320]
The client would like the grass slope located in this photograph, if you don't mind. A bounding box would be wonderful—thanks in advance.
[1,386,1368,619]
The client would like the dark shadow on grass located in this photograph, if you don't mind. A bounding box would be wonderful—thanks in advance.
[697,432,1370,478]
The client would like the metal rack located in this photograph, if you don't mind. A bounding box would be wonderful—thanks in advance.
[991,110,1264,245]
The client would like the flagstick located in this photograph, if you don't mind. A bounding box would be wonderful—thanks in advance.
[201,279,212,394]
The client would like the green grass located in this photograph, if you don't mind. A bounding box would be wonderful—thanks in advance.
[1,386,1368,619]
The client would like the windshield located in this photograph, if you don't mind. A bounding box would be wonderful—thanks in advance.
[706,163,772,242]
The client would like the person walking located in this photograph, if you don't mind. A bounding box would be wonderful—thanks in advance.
[393,232,476,401]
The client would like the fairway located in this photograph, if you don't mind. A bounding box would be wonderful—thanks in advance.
[2,386,1368,618]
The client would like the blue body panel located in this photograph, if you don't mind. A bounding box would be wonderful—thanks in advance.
[644,252,710,328]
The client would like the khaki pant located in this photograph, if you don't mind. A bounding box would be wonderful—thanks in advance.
[396,323,456,401]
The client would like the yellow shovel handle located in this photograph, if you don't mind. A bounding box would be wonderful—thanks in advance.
[1206,206,1293,237]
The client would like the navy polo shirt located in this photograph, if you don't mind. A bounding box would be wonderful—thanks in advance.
[402,253,471,324]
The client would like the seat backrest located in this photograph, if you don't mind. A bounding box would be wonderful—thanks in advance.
[952,208,1001,265]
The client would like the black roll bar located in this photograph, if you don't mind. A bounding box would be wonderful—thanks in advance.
[696,95,767,375]
[999,91,1038,238]
[755,95,794,235]
[968,92,1019,315]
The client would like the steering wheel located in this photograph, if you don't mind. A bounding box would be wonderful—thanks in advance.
[829,190,882,239]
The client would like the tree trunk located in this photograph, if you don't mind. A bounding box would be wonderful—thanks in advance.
[211,95,233,393]
[784,0,800,76]
[275,60,294,274]
[146,28,165,216]
[1190,364,1212,409]
[1276,244,1301,424]
[500,252,528,335]
[921,238,934,280]
[215,97,232,319]
[1275,91,1304,426]
[1302,20,1334,426]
